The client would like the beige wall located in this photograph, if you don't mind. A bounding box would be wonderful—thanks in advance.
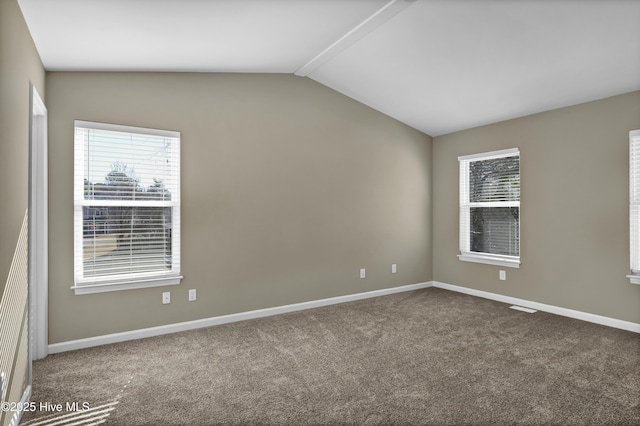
[0,0,45,295]
[46,72,433,343]
[433,91,640,323]
[0,0,44,423]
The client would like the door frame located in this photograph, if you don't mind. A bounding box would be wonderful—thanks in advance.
[29,84,48,363]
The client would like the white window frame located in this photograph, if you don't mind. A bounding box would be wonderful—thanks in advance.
[72,120,182,295]
[627,129,640,285]
[458,148,521,268]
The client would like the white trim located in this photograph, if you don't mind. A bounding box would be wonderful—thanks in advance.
[49,282,433,353]
[72,276,183,295]
[458,147,519,162]
[432,281,640,333]
[9,385,31,426]
[630,129,640,282]
[458,253,520,268]
[74,120,180,138]
[28,84,48,362]
[294,0,415,77]
[509,305,537,313]
[626,274,640,285]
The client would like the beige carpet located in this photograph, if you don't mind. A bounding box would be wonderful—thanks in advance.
[22,288,640,425]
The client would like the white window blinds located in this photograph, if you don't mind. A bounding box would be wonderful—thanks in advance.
[628,130,640,283]
[459,148,520,268]
[73,121,181,294]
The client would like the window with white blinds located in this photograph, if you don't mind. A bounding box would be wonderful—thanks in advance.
[459,148,520,268]
[73,120,182,294]
[628,129,640,284]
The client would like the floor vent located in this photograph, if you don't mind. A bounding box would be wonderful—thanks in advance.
[510,305,537,313]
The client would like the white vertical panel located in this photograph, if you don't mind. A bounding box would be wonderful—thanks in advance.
[629,130,640,273]
[459,159,470,254]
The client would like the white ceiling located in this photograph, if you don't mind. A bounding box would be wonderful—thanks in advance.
[18,0,640,136]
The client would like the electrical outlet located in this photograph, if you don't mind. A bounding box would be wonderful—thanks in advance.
[188,289,196,302]
[499,270,506,281]
[360,268,366,278]
[162,292,171,304]
[392,263,397,273]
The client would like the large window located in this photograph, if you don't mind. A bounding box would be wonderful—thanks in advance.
[73,121,181,294]
[628,129,640,284]
[459,148,520,268]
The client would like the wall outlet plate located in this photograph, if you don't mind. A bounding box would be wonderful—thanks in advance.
[392,263,397,273]
[162,292,171,304]
[188,289,196,302]
[360,268,366,278]
[499,270,506,280]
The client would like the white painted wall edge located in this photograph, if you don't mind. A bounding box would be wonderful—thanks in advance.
[49,281,433,354]
[433,281,640,334]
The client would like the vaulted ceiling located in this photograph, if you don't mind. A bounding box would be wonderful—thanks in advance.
[18,0,640,136]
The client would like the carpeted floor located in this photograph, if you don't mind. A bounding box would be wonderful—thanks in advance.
[22,287,640,425]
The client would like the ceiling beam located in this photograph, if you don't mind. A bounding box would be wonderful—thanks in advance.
[294,0,416,77]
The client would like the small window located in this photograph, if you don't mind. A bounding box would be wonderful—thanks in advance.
[628,129,640,285]
[458,148,520,268]
[72,121,181,294]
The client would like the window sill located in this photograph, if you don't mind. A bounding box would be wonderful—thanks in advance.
[626,275,640,285]
[72,275,183,295]
[458,253,520,268]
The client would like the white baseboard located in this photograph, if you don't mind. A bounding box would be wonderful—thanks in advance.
[432,281,640,333]
[49,281,433,354]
